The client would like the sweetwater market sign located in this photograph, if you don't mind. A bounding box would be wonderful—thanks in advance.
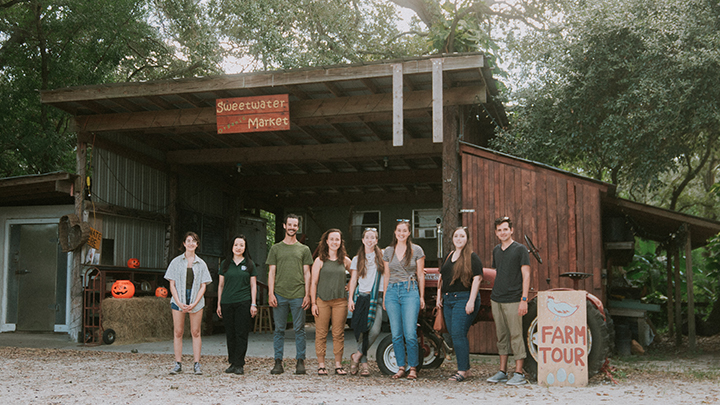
[216,94,290,134]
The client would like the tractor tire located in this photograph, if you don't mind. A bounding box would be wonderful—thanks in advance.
[375,331,445,375]
[522,298,611,381]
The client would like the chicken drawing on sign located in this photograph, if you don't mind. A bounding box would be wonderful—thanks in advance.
[546,296,579,321]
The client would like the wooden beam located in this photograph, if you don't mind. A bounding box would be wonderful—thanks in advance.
[393,63,403,146]
[235,168,440,190]
[441,106,460,256]
[433,58,444,143]
[71,86,486,134]
[684,223,696,351]
[674,250,682,346]
[43,54,485,103]
[0,172,76,188]
[249,189,443,208]
[167,138,442,165]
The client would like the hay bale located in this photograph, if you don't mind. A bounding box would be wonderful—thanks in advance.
[102,297,202,344]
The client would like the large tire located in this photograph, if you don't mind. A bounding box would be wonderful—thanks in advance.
[375,331,445,375]
[376,334,399,375]
[522,298,610,381]
[418,331,444,370]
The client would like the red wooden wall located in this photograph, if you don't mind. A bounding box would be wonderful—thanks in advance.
[460,144,609,302]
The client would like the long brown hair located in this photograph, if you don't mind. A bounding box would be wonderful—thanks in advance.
[315,228,347,262]
[450,227,474,287]
[355,228,383,279]
[390,221,414,268]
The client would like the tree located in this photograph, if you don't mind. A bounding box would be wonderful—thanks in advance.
[492,0,720,206]
[0,0,222,177]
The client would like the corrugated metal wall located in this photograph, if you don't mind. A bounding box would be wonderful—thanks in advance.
[93,148,168,214]
[460,144,608,300]
[93,148,169,268]
[102,216,167,268]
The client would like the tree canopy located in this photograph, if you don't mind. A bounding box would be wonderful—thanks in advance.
[0,0,222,177]
[492,0,720,216]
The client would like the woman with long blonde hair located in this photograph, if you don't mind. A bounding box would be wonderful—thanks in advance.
[436,227,483,382]
[347,227,384,376]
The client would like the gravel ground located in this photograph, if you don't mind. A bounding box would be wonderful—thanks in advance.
[1,344,718,405]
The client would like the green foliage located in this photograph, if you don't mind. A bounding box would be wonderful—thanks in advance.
[209,0,426,70]
[260,210,276,253]
[0,0,222,177]
[493,0,720,198]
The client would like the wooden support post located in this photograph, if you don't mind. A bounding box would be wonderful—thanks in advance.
[666,248,675,338]
[70,136,87,342]
[432,58,443,143]
[674,248,682,347]
[441,105,460,259]
[392,63,403,146]
[684,223,696,351]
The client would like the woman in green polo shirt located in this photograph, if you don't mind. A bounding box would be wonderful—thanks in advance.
[217,235,257,375]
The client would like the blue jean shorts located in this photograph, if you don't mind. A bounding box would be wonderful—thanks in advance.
[171,289,192,311]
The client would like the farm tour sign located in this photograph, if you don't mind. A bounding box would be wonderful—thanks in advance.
[537,290,588,387]
[216,94,290,134]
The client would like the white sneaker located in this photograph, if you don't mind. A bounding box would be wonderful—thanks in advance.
[506,372,528,386]
[486,370,508,383]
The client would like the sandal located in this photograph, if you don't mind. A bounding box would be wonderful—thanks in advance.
[317,367,328,376]
[448,372,466,382]
[360,363,370,377]
[391,367,405,379]
[350,352,361,375]
[335,367,347,375]
[407,367,417,380]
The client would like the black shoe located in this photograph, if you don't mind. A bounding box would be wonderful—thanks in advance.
[295,359,306,375]
[234,365,244,375]
[270,359,284,375]
[225,365,235,374]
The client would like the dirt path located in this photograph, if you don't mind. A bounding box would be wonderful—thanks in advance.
[1,347,718,404]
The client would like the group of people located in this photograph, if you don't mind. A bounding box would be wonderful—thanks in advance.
[163,214,531,386]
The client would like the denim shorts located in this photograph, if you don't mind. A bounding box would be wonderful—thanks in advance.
[171,289,192,311]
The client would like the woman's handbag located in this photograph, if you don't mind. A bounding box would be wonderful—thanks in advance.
[433,306,447,333]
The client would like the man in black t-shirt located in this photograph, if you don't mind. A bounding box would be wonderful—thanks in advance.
[486,217,531,386]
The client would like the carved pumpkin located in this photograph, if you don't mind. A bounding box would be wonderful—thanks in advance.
[111,280,135,299]
[127,258,140,269]
[155,287,168,298]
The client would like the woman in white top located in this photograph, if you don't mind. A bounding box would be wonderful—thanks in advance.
[164,231,212,375]
[347,228,384,376]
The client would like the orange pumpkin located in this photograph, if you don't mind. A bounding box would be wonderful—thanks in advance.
[111,280,135,299]
[155,287,168,298]
[127,258,140,268]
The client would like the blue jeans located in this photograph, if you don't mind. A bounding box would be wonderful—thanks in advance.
[170,289,192,311]
[443,291,480,371]
[272,294,306,360]
[385,281,420,368]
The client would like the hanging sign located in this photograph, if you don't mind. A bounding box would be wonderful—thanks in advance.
[537,290,588,387]
[216,94,290,134]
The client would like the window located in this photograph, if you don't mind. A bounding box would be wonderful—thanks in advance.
[412,209,442,239]
[351,211,380,240]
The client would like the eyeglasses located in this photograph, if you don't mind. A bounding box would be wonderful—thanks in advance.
[396,219,410,222]
[364,227,378,232]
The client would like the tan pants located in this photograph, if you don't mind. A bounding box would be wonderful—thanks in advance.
[314,297,348,363]
[491,300,527,361]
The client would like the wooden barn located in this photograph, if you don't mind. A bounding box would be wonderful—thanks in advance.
[19,52,719,351]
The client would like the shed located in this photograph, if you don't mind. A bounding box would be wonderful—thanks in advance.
[36,52,720,350]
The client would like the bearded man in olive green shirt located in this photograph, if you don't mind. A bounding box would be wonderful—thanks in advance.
[267,214,313,375]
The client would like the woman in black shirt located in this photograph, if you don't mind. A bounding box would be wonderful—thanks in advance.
[436,227,483,382]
